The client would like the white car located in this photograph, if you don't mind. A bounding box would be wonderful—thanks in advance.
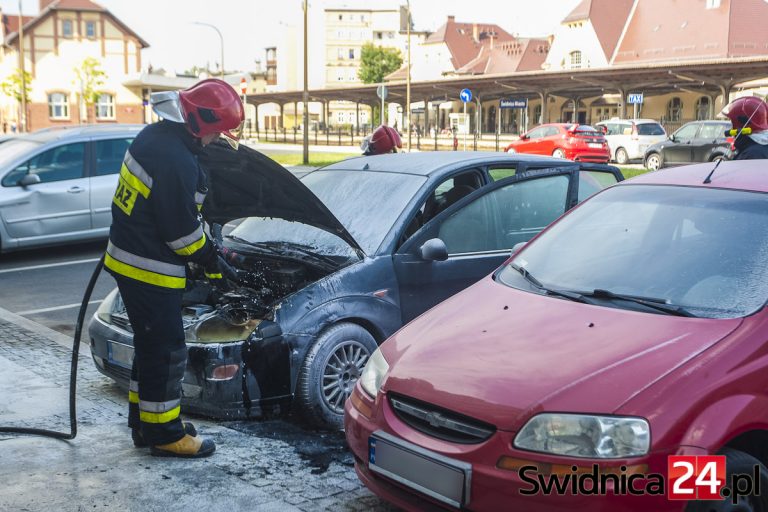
[595,119,667,164]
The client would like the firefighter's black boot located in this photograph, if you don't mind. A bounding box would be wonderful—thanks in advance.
[150,434,216,458]
[133,422,198,448]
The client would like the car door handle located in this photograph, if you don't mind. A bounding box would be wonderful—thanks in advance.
[67,186,85,194]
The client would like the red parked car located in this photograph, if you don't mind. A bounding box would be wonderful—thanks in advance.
[345,160,768,511]
[506,123,611,163]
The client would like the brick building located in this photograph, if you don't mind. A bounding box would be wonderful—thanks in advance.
[0,0,148,132]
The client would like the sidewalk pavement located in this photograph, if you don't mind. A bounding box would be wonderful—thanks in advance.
[0,306,393,512]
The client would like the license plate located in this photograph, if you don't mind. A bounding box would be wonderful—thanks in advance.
[368,431,471,508]
[108,340,134,369]
[588,143,603,148]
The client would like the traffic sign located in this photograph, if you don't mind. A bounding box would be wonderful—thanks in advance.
[460,88,472,103]
[628,93,644,104]
[500,98,528,109]
[376,85,388,101]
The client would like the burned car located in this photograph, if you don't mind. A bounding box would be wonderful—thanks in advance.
[89,144,623,428]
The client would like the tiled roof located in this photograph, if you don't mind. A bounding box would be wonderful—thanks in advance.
[52,0,106,11]
[424,16,516,70]
[561,0,634,60]
[2,14,34,37]
[456,38,550,75]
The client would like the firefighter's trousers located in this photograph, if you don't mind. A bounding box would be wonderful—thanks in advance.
[117,276,187,446]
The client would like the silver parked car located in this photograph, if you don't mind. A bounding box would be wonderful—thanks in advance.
[0,124,143,252]
[595,118,667,164]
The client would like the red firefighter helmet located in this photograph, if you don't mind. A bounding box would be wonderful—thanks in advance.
[361,125,402,155]
[720,96,768,132]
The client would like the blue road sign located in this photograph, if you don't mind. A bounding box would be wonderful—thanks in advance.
[500,98,528,109]
[460,88,472,103]
[628,93,644,104]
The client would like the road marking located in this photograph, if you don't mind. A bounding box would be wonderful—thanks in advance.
[0,257,101,274]
[17,300,103,316]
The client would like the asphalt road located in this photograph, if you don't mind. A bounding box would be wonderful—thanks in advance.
[0,240,114,337]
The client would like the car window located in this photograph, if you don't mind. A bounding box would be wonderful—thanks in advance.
[578,170,618,202]
[526,127,546,139]
[2,143,85,186]
[545,126,561,137]
[674,123,699,141]
[438,175,569,254]
[637,123,665,136]
[94,138,133,176]
[402,170,482,241]
[602,123,618,136]
[697,124,724,140]
[489,166,517,181]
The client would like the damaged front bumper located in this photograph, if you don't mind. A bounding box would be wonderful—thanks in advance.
[89,315,293,419]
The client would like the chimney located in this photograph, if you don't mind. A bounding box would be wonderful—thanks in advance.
[447,15,455,22]
[472,23,479,43]
[40,0,57,11]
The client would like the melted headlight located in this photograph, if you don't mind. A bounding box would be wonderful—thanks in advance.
[185,308,262,343]
[514,413,650,459]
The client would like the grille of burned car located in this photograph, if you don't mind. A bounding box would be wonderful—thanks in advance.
[389,394,496,444]
[109,312,133,333]
[104,360,132,381]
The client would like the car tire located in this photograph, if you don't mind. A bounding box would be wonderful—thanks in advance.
[552,148,566,159]
[615,147,629,165]
[711,154,725,163]
[645,152,662,170]
[296,322,377,430]
[685,448,768,512]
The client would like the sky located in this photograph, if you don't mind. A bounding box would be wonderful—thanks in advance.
[2,0,580,75]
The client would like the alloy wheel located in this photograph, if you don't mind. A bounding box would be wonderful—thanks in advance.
[321,340,371,414]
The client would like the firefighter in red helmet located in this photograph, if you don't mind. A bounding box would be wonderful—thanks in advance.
[361,125,402,155]
[105,78,243,458]
[720,96,768,160]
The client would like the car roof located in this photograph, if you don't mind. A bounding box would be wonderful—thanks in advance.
[320,151,573,176]
[597,119,660,124]
[17,124,144,144]
[620,160,768,193]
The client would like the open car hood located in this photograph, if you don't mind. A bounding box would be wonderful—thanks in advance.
[198,141,364,255]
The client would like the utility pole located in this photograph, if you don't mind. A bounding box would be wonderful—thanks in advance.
[18,0,27,132]
[405,0,412,151]
[302,0,309,165]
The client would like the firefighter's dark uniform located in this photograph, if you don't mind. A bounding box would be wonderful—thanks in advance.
[105,120,217,446]
[734,134,768,160]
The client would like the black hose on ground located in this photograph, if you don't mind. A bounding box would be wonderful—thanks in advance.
[0,255,105,440]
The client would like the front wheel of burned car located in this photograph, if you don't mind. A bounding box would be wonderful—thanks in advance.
[297,322,377,429]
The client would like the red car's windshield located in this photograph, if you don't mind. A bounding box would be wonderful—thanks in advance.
[499,184,768,319]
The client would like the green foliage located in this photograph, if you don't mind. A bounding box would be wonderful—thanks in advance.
[0,69,32,104]
[357,43,403,84]
[74,57,107,105]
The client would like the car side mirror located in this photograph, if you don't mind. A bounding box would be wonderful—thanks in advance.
[519,134,528,140]
[419,238,448,262]
[511,241,527,257]
[668,134,676,142]
[18,173,41,187]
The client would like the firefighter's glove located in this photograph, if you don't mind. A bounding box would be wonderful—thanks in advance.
[205,255,239,291]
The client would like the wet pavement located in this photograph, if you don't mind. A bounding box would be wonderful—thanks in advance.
[0,307,395,512]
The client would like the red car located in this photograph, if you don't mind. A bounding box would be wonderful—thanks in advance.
[506,123,610,163]
[345,160,768,511]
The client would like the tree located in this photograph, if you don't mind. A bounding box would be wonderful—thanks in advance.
[74,57,107,122]
[357,43,403,84]
[0,69,32,105]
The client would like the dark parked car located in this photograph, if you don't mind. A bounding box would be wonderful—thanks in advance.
[644,120,732,170]
[89,145,623,428]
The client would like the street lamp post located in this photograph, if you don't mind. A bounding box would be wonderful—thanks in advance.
[302,0,309,165]
[18,0,27,132]
[192,22,224,77]
[405,0,411,152]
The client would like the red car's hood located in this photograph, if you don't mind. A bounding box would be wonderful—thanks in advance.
[381,275,741,431]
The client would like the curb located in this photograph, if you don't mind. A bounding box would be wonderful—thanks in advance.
[0,305,90,356]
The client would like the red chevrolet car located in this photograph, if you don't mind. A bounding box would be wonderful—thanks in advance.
[345,160,768,511]
[506,123,610,163]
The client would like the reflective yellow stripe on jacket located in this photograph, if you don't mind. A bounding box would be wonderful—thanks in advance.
[166,225,207,257]
[105,241,186,289]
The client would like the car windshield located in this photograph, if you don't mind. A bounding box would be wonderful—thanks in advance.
[498,185,768,319]
[637,123,665,136]
[230,169,426,256]
[0,140,41,171]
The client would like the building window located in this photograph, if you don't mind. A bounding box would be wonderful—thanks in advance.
[349,48,355,59]
[337,48,345,59]
[706,0,721,8]
[48,93,70,119]
[667,97,683,122]
[85,21,96,38]
[338,14,342,20]
[695,97,711,120]
[62,19,73,38]
[569,51,582,69]
[96,93,115,120]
